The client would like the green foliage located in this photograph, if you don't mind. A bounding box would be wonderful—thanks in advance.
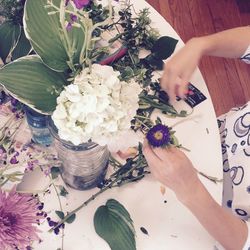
[151,36,178,60]
[0,0,30,63]
[0,55,67,113]
[24,0,85,72]
[12,28,32,60]
[0,22,21,63]
[94,199,136,250]
[0,0,26,25]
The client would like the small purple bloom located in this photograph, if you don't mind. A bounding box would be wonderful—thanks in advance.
[10,156,18,164]
[65,0,70,6]
[72,0,90,9]
[66,22,72,31]
[146,124,170,147]
[10,97,19,106]
[70,13,77,22]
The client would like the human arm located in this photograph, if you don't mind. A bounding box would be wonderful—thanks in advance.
[142,142,248,250]
[161,26,250,100]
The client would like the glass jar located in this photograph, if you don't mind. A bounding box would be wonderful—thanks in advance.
[23,105,52,146]
[48,119,110,190]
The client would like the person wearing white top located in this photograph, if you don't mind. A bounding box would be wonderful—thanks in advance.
[143,26,250,250]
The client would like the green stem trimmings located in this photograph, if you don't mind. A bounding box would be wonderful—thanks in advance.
[49,153,147,232]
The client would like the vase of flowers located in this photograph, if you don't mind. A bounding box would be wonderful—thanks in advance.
[0,0,180,191]
[49,118,110,190]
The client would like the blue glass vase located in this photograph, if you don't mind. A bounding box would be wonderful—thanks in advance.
[23,105,52,146]
[48,119,110,190]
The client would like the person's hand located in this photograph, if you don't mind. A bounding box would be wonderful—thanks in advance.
[143,140,201,203]
[161,38,205,101]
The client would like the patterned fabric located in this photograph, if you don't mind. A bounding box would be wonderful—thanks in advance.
[216,45,250,249]
[240,45,250,64]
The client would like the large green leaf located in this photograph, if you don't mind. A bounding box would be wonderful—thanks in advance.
[23,0,85,72]
[0,21,21,63]
[151,36,178,60]
[94,199,136,250]
[12,27,32,60]
[0,55,67,113]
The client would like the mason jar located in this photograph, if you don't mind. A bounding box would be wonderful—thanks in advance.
[48,119,110,190]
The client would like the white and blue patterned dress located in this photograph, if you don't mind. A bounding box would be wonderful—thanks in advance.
[217,45,250,249]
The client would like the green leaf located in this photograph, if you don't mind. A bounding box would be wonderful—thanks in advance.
[12,27,32,60]
[143,54,164,70]
[55,210,65,220]
[151,36,178,60]
[65,213,76,224]
[0,21,21,63]
[51,166,61,180]
[94,199,136,250]
[24,0,85,71]
[59,185,69,197]
[0,55,67,113]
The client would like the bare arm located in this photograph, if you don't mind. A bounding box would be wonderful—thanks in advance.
[199,26,250,58]
[161,26,250,100]
[143,143,248,250]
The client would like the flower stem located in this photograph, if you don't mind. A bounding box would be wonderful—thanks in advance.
[49,155,144,232]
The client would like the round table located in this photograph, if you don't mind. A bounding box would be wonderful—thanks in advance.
[14,0,223,249]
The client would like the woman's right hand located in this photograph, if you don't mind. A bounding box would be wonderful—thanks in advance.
[160,37,205,101]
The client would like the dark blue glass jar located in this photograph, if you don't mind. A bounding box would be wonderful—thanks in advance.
[23,105,52,146]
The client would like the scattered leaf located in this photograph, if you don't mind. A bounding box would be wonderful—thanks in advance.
[94,199,136,250]
[65,213,76,224]
[151,36,178,60]
[55,210,65,220]
[59,185,69,197]
[51,166,60,180]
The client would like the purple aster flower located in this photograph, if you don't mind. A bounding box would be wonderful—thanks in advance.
[72,0,90,9]
[146,124,170,147]
[0,188,41,249]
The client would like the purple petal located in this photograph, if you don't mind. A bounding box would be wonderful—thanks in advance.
[72,0,90,9]
[70,14,77,22]
[66,22,72,31]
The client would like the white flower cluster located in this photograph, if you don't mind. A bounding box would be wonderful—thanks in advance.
[52,64,142,149]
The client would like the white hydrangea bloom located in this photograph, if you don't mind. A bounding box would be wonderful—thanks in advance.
[52,64,142,151]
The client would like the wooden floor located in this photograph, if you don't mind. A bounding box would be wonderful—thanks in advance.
[147,0,250,116]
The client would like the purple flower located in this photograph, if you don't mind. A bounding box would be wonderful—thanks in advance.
[66,22,72,31]
[65,0,70,6]
[70,13,77,22]
[146,124,170,147]
[10,156,18,164]
[72,0,90,9]
[0,188,41,249]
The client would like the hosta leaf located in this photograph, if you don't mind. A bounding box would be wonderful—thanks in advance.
[12,27,32,60]
[24,0,85,72]
[0,21,21,63]
[94,199,136,250]
[0,55,67,114]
